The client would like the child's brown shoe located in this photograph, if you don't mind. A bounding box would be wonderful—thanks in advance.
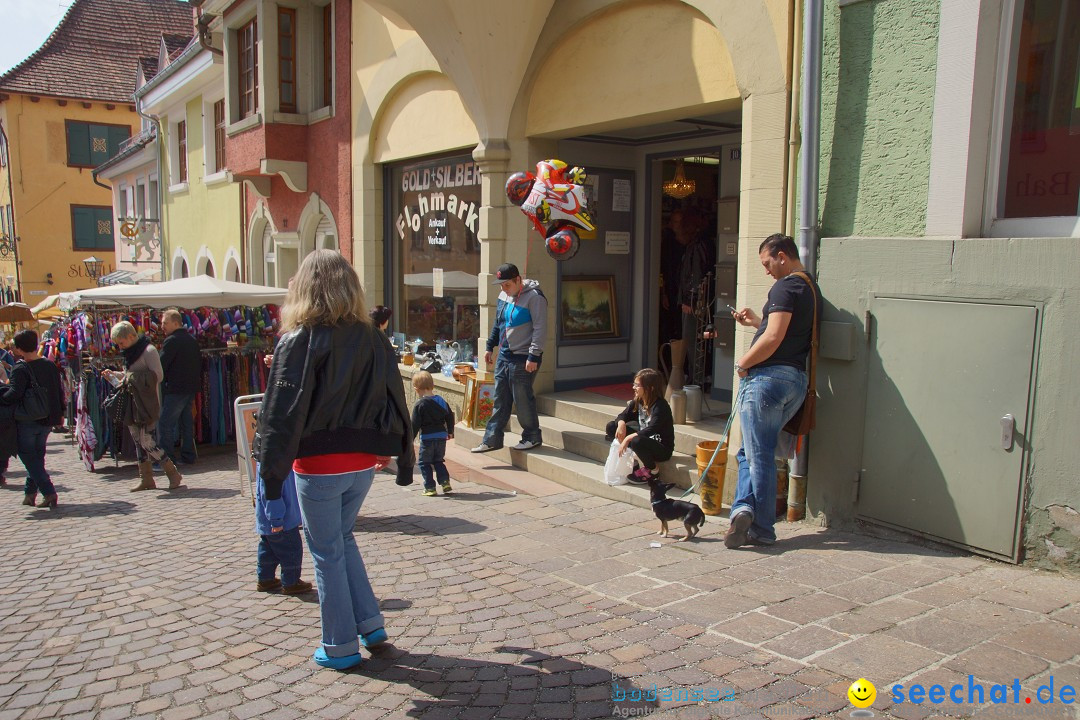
[282,580,314,595]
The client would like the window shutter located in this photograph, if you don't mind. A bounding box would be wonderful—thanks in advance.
[66,122,91,166]
[72,206,94,248]
[94,208,114,249]
[108,126,131,158]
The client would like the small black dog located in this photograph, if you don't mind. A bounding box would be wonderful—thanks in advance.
[648,478,706,542]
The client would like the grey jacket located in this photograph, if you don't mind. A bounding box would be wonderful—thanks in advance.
[124,344,163,427]
[485,279,548,363]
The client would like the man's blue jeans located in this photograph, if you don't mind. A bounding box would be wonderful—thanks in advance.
[157,393,196,463]
[294,468,384,658]
[732,365,808,544]
[17,422,55,497]
[482,353,541,447]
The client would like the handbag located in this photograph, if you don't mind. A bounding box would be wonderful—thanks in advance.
[102,382,131,424]
[14,362,50,422]
[782,271,819,436]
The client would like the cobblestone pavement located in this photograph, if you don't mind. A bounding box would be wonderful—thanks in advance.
[1,434,1079,720]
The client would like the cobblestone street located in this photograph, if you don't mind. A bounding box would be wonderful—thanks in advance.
[1,434,1079,720]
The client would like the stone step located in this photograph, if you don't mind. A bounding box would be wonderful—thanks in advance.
[536,390,734,457]
[503,413,708,491]
[454,425,656,511]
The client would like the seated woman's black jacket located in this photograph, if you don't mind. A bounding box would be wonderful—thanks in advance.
[255,320,414,499]
[614,397,675,450]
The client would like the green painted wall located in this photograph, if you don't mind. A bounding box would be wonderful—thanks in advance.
[818,0,940,238]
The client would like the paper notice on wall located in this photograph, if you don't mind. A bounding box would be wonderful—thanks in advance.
[612,179,631,212]
[605,231,630,254]
[433,267,444,297]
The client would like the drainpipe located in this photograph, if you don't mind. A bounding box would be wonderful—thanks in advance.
[135,97,167,281]
[196,11,224,57]
[788,0,823,521]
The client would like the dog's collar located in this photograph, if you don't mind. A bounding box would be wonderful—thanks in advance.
[651,499,666,505]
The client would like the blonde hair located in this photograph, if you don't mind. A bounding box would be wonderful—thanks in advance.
[110,320,138,341]
[412,370,434,392]
[280,250,369,332]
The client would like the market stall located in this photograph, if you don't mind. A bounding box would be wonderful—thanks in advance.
[49,276,287,470]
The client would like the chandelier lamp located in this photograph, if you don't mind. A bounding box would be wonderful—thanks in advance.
[662,158,696,199]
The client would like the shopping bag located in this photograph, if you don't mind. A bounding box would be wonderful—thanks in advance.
[603,439,635,486]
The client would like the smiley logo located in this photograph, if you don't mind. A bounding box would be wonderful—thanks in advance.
[848,678,876,708]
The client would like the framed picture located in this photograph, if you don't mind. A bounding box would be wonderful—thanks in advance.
[464,372,495,429]
[560,275,618,340]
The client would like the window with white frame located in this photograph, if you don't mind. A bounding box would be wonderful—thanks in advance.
[237,17,259,120]
[136,180,146,220]
[998,0,1080,220]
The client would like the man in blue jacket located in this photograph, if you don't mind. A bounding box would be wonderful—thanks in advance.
[472,263,547,453]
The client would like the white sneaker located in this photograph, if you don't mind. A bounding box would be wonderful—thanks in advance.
[471,443,499,453]
[511,440,542,451]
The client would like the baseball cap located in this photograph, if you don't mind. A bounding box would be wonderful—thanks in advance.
[492,263,520,284]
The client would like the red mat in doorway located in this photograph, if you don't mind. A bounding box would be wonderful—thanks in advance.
[584,383,635,402]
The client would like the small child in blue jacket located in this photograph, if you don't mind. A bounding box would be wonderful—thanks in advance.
[410,370,455,496]
[255,463,313,594]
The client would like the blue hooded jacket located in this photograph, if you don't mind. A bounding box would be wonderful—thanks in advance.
[254,463,302,535]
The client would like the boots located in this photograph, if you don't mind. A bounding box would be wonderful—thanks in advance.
[21,493,37,506]
[37,493,58,509]
[161,458,184,490]
[131,461,157,492]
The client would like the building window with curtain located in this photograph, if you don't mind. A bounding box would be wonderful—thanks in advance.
[390,153,482,350]
[177,120,187,182]
[213,99,226,172]
[237,18,259,119]
[278,7,297,113]
[1000,0,1080,219]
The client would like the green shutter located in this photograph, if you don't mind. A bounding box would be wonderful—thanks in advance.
[72,206,94,248]
[66,122,91,166]
[88,124,110,166]
[93,208,114,249]
[108,126,130,158]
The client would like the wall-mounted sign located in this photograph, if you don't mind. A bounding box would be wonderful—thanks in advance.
[604,231,630,255]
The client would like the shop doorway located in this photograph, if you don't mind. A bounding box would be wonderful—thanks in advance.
[653,153,738,404]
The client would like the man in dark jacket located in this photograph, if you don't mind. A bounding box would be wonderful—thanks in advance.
[158,308,201,465]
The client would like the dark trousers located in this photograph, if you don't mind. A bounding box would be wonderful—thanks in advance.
[604,420,672,470]
[17,423,55,497]
[418,438,450,490]
[157,392,197,463]
[257,527,304,585]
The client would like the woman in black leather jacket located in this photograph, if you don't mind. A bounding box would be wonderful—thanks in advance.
[255,250,414,671]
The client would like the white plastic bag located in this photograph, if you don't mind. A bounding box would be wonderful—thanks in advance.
[603,439,635,486]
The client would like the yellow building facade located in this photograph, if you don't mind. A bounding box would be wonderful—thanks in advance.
[0,94,139,296]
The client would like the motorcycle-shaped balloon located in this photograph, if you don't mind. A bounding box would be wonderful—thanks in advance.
[505,159,594,261]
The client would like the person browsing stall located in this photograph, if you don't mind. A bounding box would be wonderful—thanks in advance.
[157,309,200,466]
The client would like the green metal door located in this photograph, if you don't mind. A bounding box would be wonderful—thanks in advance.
[858,297,1037,560]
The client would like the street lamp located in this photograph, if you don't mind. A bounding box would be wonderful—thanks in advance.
[83,256,105,286]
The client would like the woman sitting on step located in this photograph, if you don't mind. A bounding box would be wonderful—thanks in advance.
[605,368,675,485]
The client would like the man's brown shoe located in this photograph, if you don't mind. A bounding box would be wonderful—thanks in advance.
[282,580,314,595]
[724,510,752,549]
[256,578,282,592]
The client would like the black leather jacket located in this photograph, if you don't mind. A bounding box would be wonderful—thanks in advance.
[255,321,414,499]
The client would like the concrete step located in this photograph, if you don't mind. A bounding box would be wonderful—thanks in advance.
[504,413,706,491]
[454,425,656,511]
[536,390,734,457]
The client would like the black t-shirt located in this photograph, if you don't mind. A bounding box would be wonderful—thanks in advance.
[751,273,821,370]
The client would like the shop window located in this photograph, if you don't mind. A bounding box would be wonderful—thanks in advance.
[390,153,482,348]
[213,99,226,172]
[65,121,129,168]
[1000,0,1080,219]
[278,7,297,113]
[71,206,114,250]
[237,17,259,119]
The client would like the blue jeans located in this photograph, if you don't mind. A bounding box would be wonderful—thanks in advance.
[418,438,450,490]
[294,468,384,658]
[482,353,541,447]
[732,365,807,543]
[17,423,55,497]
[157,393,196,463]
[258,527,304,585]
